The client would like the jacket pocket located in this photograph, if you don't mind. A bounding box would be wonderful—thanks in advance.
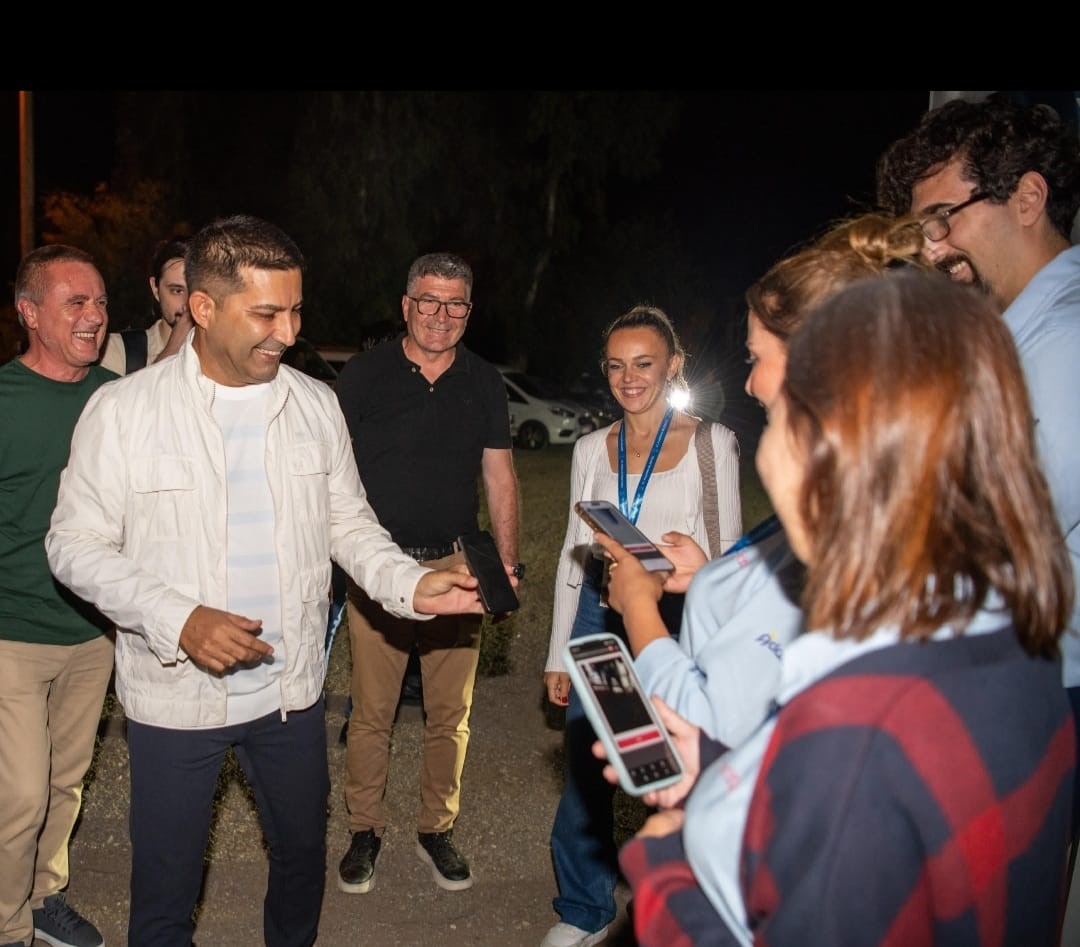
[299,562,333,660]
[130,455,198,541]
[300,562,333,603]
[287,442,331,525]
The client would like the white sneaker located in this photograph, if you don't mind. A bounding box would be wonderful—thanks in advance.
[539,922,609,947]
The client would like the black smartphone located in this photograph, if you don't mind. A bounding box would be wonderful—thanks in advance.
[574,500,673,574]
[563,632,684,795]
[457,530,519,614]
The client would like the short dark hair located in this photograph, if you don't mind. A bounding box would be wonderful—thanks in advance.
[14,245,97,325]
[149,237,189,282]
[405,253,473,296]
[185,215,305,303]
[876,93,1080,240]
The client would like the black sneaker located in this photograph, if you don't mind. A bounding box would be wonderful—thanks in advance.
[32,892,104,947]
[337,829,381,894]
[415,830,473,891]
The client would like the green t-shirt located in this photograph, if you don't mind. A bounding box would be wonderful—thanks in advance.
[0,359,117,644]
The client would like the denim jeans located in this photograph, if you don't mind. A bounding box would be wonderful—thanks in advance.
[550,573,684,932]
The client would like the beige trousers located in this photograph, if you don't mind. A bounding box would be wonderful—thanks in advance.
[343,555,482,836]
[0,634,114,945]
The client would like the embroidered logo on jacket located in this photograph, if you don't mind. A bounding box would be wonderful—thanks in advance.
[755,632,784,660]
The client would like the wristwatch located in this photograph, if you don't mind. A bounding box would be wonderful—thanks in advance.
[511,562,526,580]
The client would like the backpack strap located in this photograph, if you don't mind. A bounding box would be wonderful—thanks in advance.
[695,421,722,559]
[121,328,149,374]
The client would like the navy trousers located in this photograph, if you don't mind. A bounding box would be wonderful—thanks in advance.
[126,698,330,947]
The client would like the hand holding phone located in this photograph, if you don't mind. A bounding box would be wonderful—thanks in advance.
[563,632,683,796]
[592,695,702,811]
[590,530,666,617]
[574,500,672,574]
[457,530,519,615]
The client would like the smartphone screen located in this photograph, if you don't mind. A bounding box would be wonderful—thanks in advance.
[457,530,519,614]
[574,500,673,573]
[564,633,683,795]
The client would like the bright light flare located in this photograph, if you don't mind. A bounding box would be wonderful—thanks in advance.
[668,386,692,411]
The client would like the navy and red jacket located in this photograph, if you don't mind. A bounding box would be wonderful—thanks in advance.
[621,628,1075,947]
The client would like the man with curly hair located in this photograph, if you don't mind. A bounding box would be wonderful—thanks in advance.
[877,90,1080,847]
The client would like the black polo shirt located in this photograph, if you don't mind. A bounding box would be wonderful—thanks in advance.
[335,334,512,548]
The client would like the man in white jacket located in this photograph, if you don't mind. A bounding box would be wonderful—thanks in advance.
[46,214,486,947]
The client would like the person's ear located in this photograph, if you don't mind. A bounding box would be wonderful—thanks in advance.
[189,290,215,330]
[149,276,161,304]
[16,299,36,329]
[1015,170,1050,228]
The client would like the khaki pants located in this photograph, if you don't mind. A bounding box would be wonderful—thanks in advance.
[0,635,114,945]
[343,555,482,835]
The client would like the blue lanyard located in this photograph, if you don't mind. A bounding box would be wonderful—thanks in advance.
[723,513,783,556]
[618,407,674,525]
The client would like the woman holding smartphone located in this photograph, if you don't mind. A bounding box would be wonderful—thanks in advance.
[540,304,741,947]
[615,214,930,748]
[604,273,1075,946]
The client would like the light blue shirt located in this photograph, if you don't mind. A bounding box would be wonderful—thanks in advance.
[1004,244,1080,686]
[634,528,804,745]
[683,603,1013,946]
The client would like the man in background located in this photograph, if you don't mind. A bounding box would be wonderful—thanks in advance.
[98,236,191,374]
[877,90,1080,840]
[0,245,115,947]
[334,251,521,895]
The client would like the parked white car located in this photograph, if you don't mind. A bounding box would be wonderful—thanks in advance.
[498,366,597,449]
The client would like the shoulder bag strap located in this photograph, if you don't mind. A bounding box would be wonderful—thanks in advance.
[121,328,149,374]
[695,421,722,559]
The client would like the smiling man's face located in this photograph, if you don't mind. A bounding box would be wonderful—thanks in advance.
[401,275,470,358]
[910,158,1016,308]
[19,259,109,379]
[191,266,303,387]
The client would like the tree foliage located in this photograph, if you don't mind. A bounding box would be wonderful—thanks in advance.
[40,91,690,380]
[40,179,184,329]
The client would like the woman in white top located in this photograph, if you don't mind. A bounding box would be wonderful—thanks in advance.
[540,304,741,947]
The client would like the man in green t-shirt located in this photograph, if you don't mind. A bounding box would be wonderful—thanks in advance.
[0,245,116,947]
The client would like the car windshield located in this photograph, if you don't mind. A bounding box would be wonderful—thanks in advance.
[504,371,558,399]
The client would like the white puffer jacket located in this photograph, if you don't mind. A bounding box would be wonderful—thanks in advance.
[46,336,427,728]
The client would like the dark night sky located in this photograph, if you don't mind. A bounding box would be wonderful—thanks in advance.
[653,90,930,280]
[2,90,931,300]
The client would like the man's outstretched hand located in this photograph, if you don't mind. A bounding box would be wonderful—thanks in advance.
[414,564,486,615]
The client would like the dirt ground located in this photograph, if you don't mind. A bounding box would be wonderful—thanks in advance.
[62,621,641,947]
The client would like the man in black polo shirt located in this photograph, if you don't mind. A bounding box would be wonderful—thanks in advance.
[334,252,521,895]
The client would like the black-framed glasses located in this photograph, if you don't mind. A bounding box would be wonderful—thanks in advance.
[407,295,472,319]
[918,192,989,242]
